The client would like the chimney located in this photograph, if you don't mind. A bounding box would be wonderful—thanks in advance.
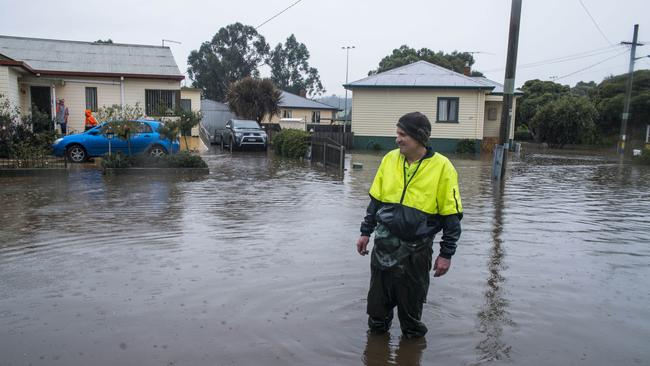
[299,89,307,98]
[463,61,471,76]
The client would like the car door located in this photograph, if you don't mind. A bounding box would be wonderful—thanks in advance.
[83,125,109,156]
[130,122,155,154]
[102,122,128,155]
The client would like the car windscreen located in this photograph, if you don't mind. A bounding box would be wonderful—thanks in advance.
[233,120,260,129]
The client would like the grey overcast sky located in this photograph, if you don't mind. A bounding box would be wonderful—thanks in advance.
[1,0,649,96]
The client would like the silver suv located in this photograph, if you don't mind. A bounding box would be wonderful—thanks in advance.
[219,119,268,151]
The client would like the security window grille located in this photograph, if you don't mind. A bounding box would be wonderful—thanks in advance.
[311,111,321,123]
[437,97,459,123]
[85,87,98,112]
[145,89,179,116]
[488,107,498,121]
[180,99,192,112]
[282,109,292,118]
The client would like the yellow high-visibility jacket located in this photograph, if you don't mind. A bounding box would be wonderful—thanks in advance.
[369,149,462,216]
[361,148,463,259]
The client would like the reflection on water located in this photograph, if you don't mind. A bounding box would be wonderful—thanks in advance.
[0,149,649,365]
[363,333,426,366]
[474,181,514,364]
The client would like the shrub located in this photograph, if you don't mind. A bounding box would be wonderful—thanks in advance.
[456,139,477,154]
[514,131,533,141]
[529,95,598,148]
[101,151,207,169]
[101,152,131,169]
[271,130,286,155]
[0,94,55,158]
[162,151,208,168]
[272,129,309,159]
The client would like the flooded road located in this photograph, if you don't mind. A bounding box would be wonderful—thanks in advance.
[1,149,649,365]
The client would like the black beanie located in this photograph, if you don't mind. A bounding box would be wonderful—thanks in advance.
[396,112,431,146]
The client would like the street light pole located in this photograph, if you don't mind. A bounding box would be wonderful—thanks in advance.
[342,46,355,133]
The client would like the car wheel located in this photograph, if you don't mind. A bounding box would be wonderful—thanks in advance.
[148,145,167,157]
[66,144,87,163]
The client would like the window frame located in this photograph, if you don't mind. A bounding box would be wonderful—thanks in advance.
[436,97,460,123]
[311,110,321,123]
[487,107,498,121]
[282,109,293,118]
[180,98,192,112]
[85,87,98,112]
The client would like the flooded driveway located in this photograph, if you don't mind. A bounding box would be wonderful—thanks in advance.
[1,148,649,365]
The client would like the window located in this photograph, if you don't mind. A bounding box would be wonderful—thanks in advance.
[134,122,153,133]
[436,97,459,123]
[311,111,321,123]
[180,99,192,112]
[487,107,498,121]
[282,109,292,118]
[85,87,98,111]
[145,89,179,116]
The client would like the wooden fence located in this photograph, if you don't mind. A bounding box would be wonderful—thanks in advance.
[311,137,345,175]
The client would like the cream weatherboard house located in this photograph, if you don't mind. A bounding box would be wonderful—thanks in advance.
[0,35,200,135]
[344,61,522,152]
[264,90,339,124]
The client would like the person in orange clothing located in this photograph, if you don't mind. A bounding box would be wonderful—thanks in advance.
[84,109,98,131]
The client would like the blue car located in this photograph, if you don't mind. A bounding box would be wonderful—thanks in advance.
[52,120,180,163]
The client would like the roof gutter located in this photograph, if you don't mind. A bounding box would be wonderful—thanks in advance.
[0,60,183,81]
[343,84,495,91]
[0,59,36,73]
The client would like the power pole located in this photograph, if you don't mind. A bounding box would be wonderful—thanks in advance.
[493,0,522,180]
[619,24,643,158]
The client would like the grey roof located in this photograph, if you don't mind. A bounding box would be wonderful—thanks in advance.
[0,35,183,79]
[344,61,494,90]
[279,91,339,110]
[472,76,524,95]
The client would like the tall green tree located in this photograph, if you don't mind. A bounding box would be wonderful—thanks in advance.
[570,81,597,97]
[267,34,325,97]
[591,70,650,137]
[515,79,570,129]
[529,95,598,148]
[369,45,484,76]
[187,23,270,101]
[226,77,281,123]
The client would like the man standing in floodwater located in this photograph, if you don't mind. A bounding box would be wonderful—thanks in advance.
[356,111,463,338]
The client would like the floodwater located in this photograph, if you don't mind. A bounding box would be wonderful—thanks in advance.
[0,148,649,366]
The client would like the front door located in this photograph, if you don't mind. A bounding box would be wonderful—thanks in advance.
[30,86,52,120]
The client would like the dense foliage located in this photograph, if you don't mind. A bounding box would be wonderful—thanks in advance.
[272,129,310,159]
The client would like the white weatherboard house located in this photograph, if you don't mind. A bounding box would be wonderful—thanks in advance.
[0,35,199,134]
[344,61,522,152]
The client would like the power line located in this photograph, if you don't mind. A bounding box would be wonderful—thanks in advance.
[256,0,304,29]
[578,0,613,46]
[481,45,623,72]
[518,46,622,68]
[554,49,629,81]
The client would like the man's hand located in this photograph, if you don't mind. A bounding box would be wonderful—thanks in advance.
[356,235,370,256]
[433,256,451,277]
